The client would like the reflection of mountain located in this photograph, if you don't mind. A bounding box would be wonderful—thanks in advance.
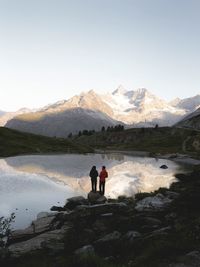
[5,154,181,198]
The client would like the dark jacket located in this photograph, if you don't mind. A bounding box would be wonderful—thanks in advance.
[90,168,98,179]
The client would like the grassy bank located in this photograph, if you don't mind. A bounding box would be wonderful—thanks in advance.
[0,127,93,157]
[1,126,200,158]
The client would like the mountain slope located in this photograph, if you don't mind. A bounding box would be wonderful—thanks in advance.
[4,87,200,137]
[176,107,200,130]
[0,108,32,126]
[6,108,120,137]
[170,95,200,112]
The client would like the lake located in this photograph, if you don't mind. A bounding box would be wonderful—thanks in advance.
[0,153,185,229]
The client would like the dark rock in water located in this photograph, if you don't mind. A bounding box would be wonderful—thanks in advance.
[50,206,65,212]
[160,164,168,169]
[64,196,88,210]
[88,191,107,204]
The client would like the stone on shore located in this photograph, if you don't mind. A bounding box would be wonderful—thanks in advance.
[64,196,88,210]
[9,229,64,257]
[135,193,172,212]
[94,231,121,255]
[88,191,107,204]
[10,213,57,244]
[74,245,95,256]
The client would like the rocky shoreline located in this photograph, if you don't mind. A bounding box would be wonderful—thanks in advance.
[1,169,200,267]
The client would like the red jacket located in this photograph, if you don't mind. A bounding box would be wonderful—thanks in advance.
[99,169,108,182]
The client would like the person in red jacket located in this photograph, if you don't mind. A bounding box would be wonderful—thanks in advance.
[99,166,108,195]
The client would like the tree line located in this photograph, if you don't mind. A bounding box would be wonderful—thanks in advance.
[68,124,124,138]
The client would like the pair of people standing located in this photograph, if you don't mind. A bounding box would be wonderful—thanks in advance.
[89,166,108,195]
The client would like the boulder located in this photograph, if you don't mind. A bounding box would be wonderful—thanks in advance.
[10,213,57,244]
[94,231,121,255]
[88,191,107,204]
[37,212,50,219]
[75,202,128,218]
[143,226,171,241]
[8,225,72,257]
[96,195,107,204]
[31,213,57,234]
[64,196,88,210]
[74,245,95,256]
[135,193,172,212]
[9,226,35,244]
[122,231,141,245]
[160,164,168,169]
[50,206,66,212]
[165,191,180,200]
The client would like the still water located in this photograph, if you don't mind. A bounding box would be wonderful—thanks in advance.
[0,153,184,229]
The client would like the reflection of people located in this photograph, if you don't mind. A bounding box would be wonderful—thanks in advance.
[99,166,108,195]
[89,166,98,192]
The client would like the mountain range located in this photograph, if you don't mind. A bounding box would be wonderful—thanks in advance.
[1,86,200,137]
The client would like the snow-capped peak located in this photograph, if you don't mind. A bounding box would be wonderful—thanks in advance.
[112,85,127,96]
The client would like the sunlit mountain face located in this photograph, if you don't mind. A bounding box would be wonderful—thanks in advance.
[3,87,200,137]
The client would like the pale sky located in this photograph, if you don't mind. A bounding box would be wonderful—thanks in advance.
[0,0,200,111]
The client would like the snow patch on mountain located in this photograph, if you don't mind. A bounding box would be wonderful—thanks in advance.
[101,87,187,125]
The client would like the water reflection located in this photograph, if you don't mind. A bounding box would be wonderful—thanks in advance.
[100,153,125,161]
[0,153,184,229]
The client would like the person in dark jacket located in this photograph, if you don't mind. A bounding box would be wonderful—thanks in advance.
[89,166,98,192]
[99,166,108,195]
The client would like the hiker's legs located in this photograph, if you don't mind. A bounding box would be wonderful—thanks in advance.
[99,181,102,194]
[99,181,105,195]
[94,178,97,192]
[91,178,96,192]
[102,182,105,195]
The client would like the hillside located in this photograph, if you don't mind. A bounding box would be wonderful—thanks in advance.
[72,126,200,156]
[0,127,93,157]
